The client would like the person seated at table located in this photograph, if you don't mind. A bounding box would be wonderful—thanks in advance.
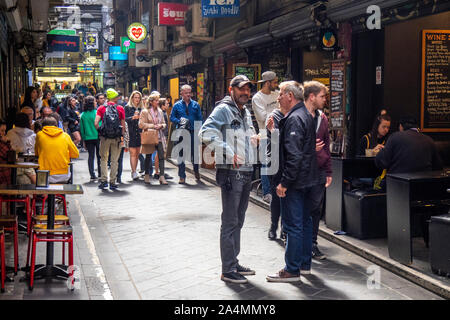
[375,116,442,174]
[35,117,79,184]
[6,113,36,184]
[0,119,11,184]
[358,114,391,156]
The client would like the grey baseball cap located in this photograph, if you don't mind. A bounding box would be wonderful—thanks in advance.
[257,71,277,83]
[230,75,253,88]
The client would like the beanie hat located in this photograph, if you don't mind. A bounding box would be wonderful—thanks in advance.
[106,88,119,100]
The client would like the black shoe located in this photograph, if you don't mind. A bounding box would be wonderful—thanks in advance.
[280,231,287,241]
[164,173,173,180]
[268,229,276,240]
[116,178,122,184]
[312,245,326,260]
[90,176,97,181]
[236,264,255,276]
[153,173,160,179]
[139,170,144,174]
[221,271,248,284]
[109,183,118,190]
[194,171,201,180]
[98,181,108,190]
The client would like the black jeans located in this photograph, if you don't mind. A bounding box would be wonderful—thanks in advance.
[117,147,124,180]
[144,142,165,175]
[85,139,101,178]
[310,183,326,246]
[139,154,145,171]
[269,177,281,232]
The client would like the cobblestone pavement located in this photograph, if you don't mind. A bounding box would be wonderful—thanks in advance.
[66,151,443,300]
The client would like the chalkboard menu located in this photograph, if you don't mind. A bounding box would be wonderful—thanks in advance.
[233,64,260,82]
[421,30,450,132]
[330,60,346,128]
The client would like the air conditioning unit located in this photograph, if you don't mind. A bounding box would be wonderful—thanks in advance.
[152,26,168,52]
[173,26,190,48]
[184,3,213,41]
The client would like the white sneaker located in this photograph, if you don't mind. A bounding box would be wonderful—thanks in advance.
[132,172,139,180]
[263,194,272,204]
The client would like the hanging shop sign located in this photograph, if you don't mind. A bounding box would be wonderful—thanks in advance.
[197,73,204,106]
[47,34,80,52]
[48,29,76,36]
[108,46,127,61]
[320,29,338,52]
[201,0,240,18]
[121,36,136,53]
[158,2,189,26]
[85,33,98,50]
[127,23,148,43]
[172,46,198,69]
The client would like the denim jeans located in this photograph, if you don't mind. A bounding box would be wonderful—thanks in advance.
[261,169,271,196]
[139,154,145,172]
[117,147,124,181]
[269,176,281,231]
[216,169,253,273]
[145,143,164,175]
[281,187,313,274]
[177,132,199,179]
[85,139,101,178]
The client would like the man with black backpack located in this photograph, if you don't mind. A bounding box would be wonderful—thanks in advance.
[94,88,126,190]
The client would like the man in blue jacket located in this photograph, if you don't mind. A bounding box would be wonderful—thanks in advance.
[266,81,319,283]
[170,84,203,184]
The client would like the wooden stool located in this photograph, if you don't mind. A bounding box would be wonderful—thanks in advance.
[29,224,73,290]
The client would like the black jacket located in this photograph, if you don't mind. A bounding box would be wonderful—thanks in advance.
[375,129,442,174]
[275,102,319,190]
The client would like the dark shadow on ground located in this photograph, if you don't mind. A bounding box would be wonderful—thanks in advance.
[99,189,130,197]
[224,281,284,300]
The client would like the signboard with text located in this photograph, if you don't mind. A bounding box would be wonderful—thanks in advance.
[201,0,240,18]
[47,34,80,52]
[158,2,189,26]
[421,29,450,132]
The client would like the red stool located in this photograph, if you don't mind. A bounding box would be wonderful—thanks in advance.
[0,227,5,293]
[29,224,73,291]
[0,196,29,274]
[36,195,68,216]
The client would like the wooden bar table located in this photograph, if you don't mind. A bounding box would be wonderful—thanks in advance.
[0,184,83,280]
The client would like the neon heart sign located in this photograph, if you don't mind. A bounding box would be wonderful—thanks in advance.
[127,22,148,43]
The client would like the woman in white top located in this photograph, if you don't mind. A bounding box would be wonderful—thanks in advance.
[6,112,36,184]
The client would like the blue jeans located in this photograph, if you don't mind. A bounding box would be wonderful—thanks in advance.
[177,132,199,179]
[281,188,313,274]
[261,170,271,196]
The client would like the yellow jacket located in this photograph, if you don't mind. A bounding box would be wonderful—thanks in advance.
[35,126,79,175]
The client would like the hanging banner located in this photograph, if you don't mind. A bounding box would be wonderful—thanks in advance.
[197,73,204,106]
[127,22,148,43]
[201,0,240,18]
[47,34,80,52]
[86,33,98,50]
[121,36,136,53]
[158,2,189,26]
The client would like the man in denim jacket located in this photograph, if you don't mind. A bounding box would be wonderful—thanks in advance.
[199,75,260,284]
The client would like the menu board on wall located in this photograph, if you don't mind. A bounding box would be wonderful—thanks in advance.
[421,30,450,132]
[232,64,261,82]
[329,60,346,128]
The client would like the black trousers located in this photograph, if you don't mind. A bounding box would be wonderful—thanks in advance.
[117,147,124,180]
[85,139,101,178]
[144,142,165,175]
[139,154,145,171]
[270,179,281,231]
[309,183,326,245]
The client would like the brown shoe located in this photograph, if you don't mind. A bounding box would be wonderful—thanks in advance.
[194,171,201,180]
[144,174,150,184]
[179,178,185,184]
[159,176,168,185]
[266,269,301,283]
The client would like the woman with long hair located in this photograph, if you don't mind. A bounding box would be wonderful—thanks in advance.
[80,96,101,180]
[125,91,143,180]
[358,114,391,156]
[66,94,82,146]
[21,86,38,120]
[139,93,168,185]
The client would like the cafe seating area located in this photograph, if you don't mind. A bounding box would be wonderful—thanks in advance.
[0,152,83,292]
[324,155,450,287]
